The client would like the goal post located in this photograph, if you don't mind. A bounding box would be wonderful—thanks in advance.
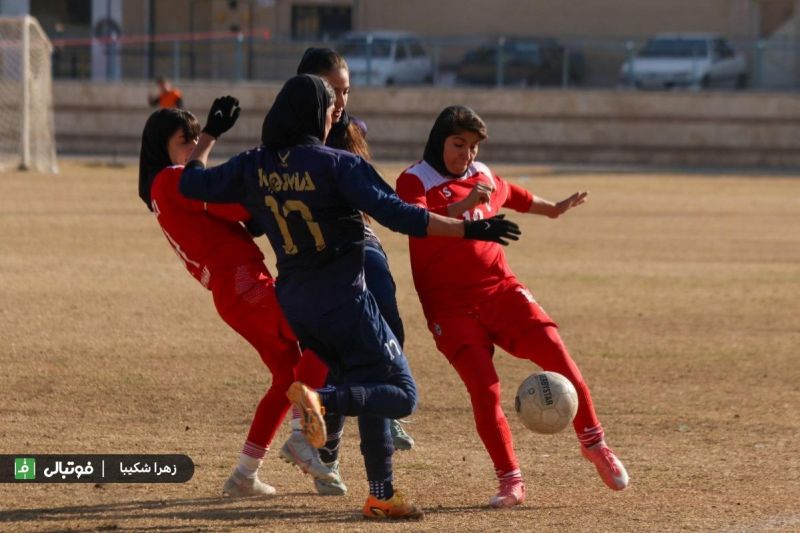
[0,15,57,173]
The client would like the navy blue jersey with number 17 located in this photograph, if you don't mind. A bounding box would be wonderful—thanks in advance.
[180,143,429,316]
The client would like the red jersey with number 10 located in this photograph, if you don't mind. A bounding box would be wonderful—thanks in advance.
[149,166,265,291]
[396,160,533,314]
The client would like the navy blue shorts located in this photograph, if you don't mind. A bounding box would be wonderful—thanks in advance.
[282,288,411,385]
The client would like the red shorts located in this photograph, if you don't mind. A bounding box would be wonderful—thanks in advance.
[212,261,297,349]
[425,279,556,364]
[210,261,302,449]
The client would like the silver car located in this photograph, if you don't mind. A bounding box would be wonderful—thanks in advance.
[339,31,433,86]
[620,33,748,89]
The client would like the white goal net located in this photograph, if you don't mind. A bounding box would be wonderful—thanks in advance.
[0,16,57,173]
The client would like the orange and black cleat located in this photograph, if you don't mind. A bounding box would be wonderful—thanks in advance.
[362,491,424,520]
[285,381,326,448]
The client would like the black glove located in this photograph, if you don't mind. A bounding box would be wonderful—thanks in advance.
[463,214,521,246]
[202,95,241,138]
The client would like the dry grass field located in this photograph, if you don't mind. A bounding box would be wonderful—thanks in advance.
[1,160,798,532]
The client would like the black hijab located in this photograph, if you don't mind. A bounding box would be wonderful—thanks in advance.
[261,74,333,149]
[138,108,199,211]
[422,105,484,177]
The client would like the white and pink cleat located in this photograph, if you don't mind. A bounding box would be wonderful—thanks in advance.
[489,477,526,508]
[581,440,629,490]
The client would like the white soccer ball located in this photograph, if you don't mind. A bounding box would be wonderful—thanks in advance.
[514,371,579,434]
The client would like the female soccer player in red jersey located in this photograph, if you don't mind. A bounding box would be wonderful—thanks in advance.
[395,105,629,508]
[138,98,331,497]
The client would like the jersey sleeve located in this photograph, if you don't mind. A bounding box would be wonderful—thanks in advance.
[151,166,201,213]
[500,177,534,212]
[179,152,250,204]
[395,172,428,208]
[335,156,429,237]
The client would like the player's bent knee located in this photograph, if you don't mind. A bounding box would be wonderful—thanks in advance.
[392,372,418,417]
[394,396,415,419]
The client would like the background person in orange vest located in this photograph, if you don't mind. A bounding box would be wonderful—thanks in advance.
[149,76,184,109]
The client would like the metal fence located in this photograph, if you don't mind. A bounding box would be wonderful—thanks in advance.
[51,31,800,91]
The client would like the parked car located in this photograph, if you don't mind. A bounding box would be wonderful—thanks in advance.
[455,37,584,87]
[619,33,748,89]
[338,31,433,86]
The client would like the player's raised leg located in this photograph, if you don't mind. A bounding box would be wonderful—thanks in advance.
[514,326,628,490]
[493,288,629,491]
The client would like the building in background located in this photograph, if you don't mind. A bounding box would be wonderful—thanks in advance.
[0,0,797,87]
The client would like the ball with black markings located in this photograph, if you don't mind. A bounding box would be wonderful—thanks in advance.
[515,371,578,434]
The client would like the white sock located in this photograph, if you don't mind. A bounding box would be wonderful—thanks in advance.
[236,454,262,479]
[496,468,523,482]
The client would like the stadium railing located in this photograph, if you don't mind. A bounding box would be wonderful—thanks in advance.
[49,30,800,92]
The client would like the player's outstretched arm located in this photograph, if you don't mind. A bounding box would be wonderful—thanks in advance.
[186,95,242,167]
[335,159,519,244]
[428,213,521,246]
[179,96,247,205]
[528,191,588,218]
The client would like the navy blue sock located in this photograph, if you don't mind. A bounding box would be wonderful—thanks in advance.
[369,479,394,500]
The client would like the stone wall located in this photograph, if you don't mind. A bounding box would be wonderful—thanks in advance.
[53,81,800,168]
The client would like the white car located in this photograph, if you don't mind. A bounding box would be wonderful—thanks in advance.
[339,31,433,86]
[619,34,748,89]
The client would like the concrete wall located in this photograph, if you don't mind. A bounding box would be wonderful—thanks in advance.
[53,81,800,169]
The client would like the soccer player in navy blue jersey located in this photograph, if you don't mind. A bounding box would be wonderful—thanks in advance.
[291,48,413,499]
[179,74,520,520]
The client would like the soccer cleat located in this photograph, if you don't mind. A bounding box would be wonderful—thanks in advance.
[314,460,348,496]
[279,432,336,482]
[390,419,415,451]
[489,477,526,508]
[222,470,276,498]
[362,490,424,520]
[581,440,629,491]
[286,381,326,448]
